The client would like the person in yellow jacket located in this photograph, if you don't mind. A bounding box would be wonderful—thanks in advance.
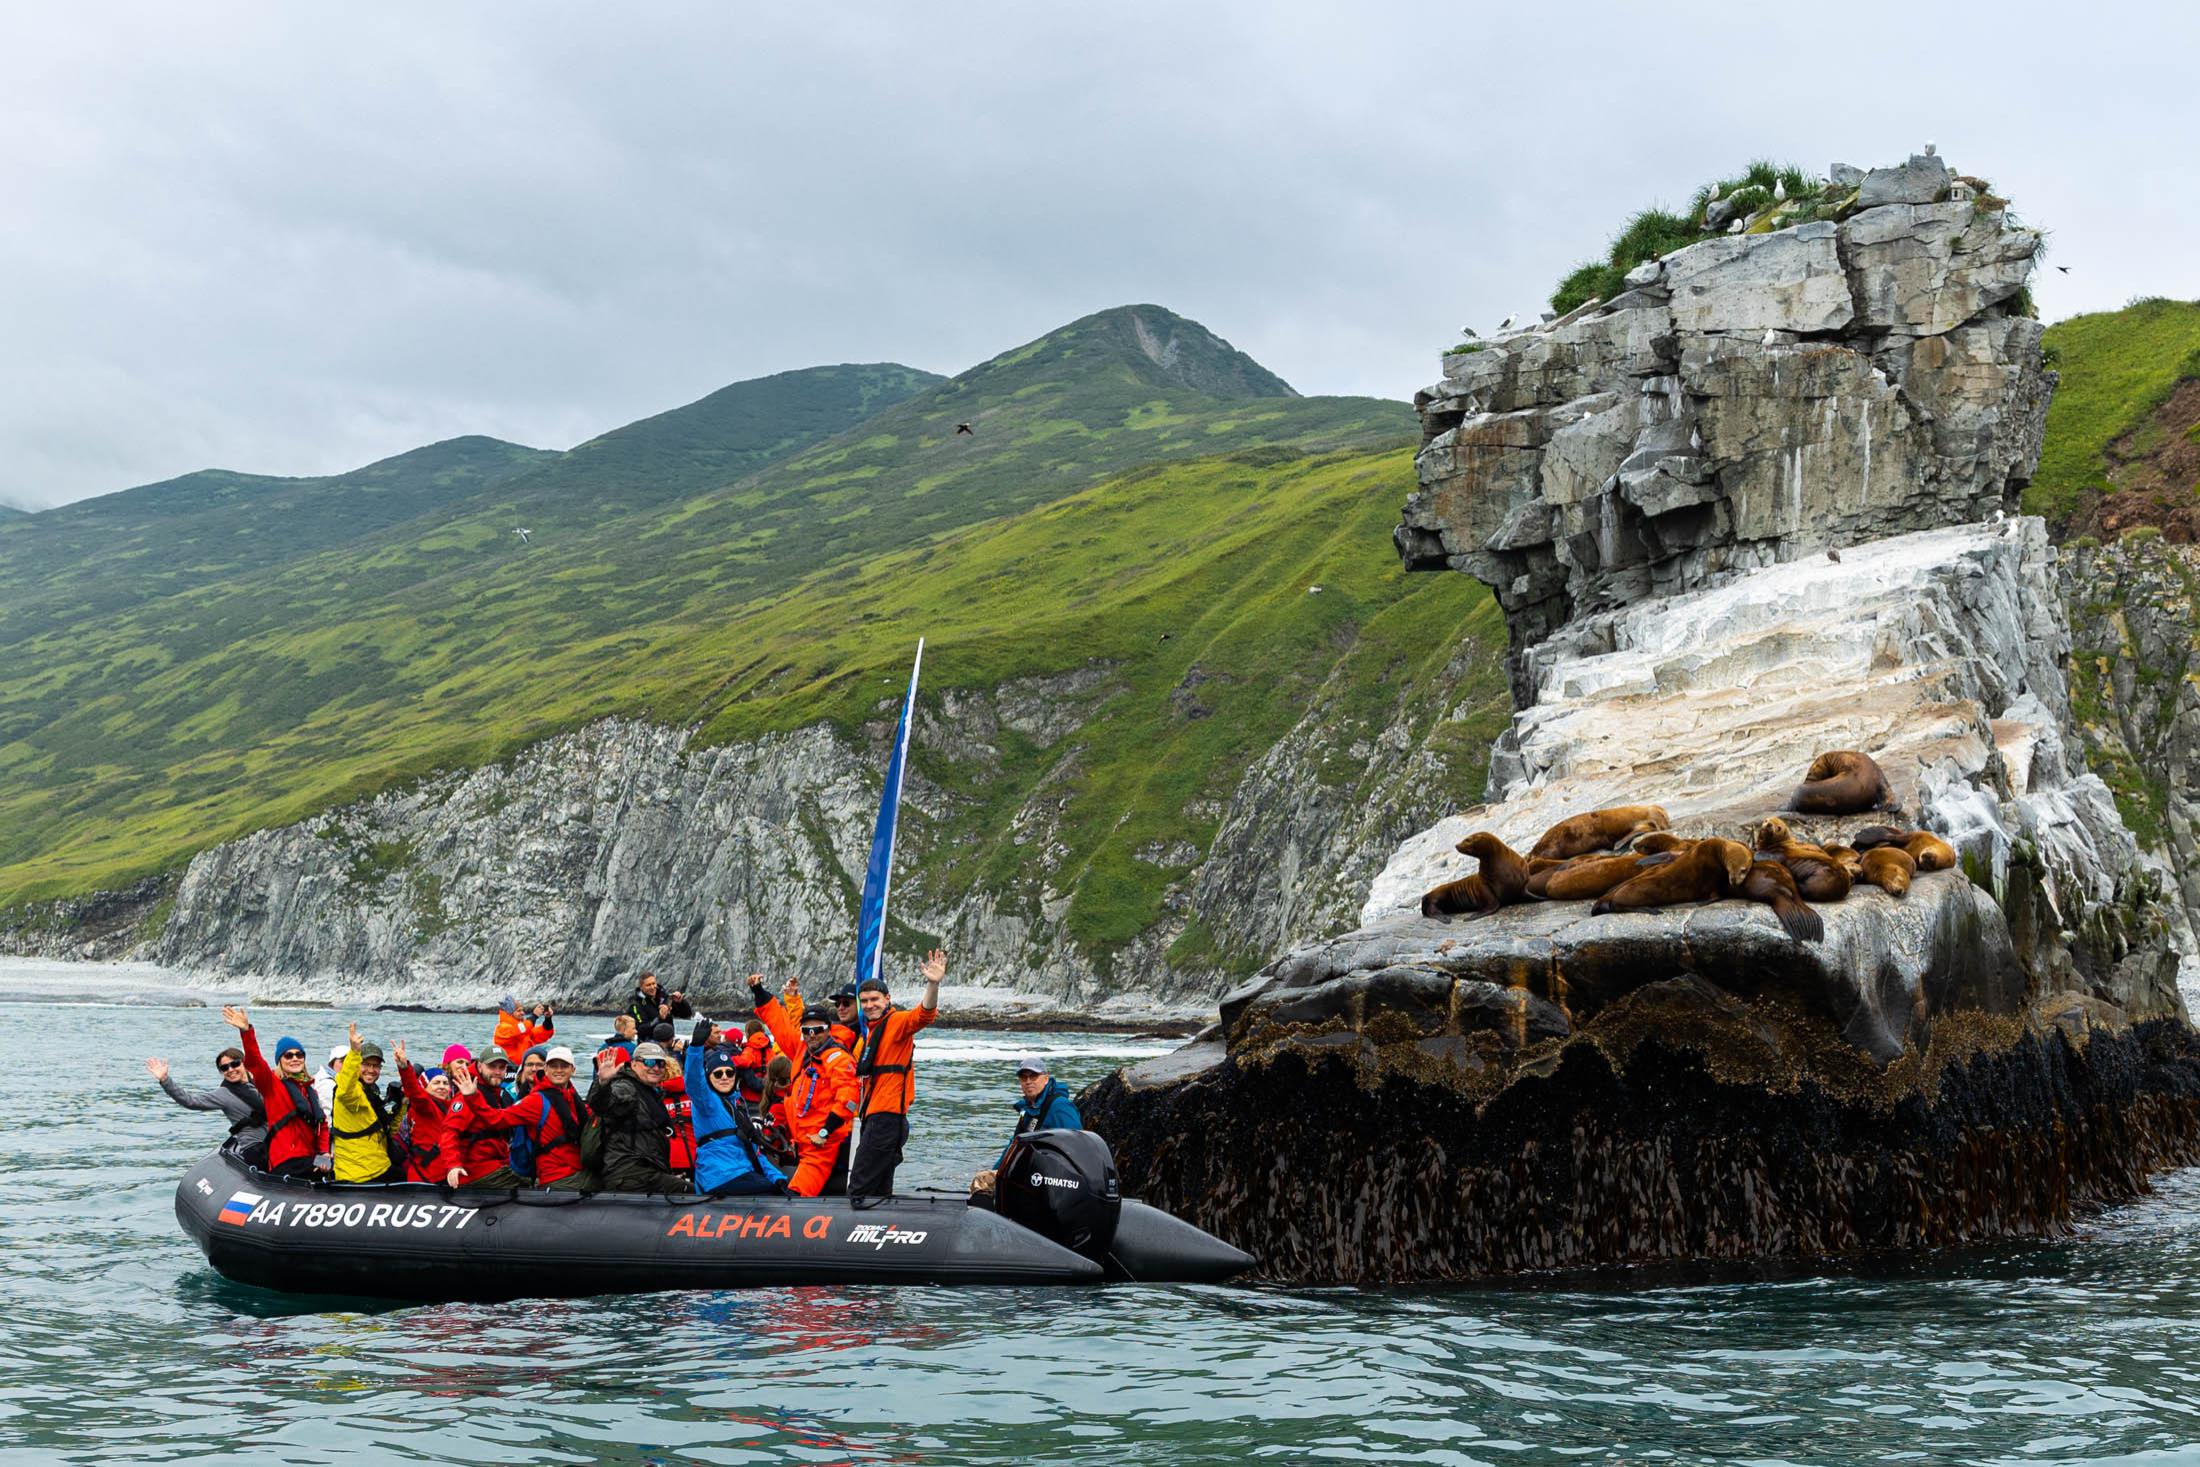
[331,1021,402,1183]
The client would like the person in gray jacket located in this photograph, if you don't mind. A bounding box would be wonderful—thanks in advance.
[146,1050,269,1164]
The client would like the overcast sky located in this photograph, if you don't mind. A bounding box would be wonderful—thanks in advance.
[4,1,2194,509]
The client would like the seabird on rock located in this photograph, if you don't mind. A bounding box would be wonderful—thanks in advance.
[1460,326,1478,338]
[1773,178,1787,202]
[1497,314,1517,332]
[1762,329,1779,348]
[1924,141,1937,156]
[1827,549,1841,563]
[1689,428,1703,452]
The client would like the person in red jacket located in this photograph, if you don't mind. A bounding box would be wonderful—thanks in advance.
[753,978,858,1197]
[438,1048,520,1187]
[220,1006,329,1179]
[447,1045,592,1189]
[392,1040,458,1182]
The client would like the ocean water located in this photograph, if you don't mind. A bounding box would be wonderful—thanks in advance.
[5,959,2200,1465]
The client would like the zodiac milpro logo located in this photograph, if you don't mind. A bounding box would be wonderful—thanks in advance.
[217,1190,475,1230]
[846,1223,929,1249]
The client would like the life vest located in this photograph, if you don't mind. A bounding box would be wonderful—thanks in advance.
[531,1085,585,1163]
[329,1080,395,1145]
[266,1074,326,1147]
[852,1003,934,1117]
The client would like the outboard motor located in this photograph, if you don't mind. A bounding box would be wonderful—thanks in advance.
[994,1129,1121,1261]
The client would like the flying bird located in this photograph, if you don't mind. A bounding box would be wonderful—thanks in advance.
[1307,585,1323,595]
[954,423,974,436]
[2055,265,2070,275]
[513,527,532,546]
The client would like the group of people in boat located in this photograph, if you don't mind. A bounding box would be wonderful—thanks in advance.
[146,951,1084,1200]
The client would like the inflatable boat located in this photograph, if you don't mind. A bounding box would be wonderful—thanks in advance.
[175,1130,1250,1300]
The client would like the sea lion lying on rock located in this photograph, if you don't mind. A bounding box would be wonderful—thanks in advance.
[1750,819,1852,903]
[1858,845,1917,895]
[1529,804,1671,861]
[1739,859,1824,942]
[1790,750,1894,815]
[1851,826,1958,872]
[1535,850,1676,900]
[1591,837,1751,916]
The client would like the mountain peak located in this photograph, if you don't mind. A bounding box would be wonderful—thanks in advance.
[970,305,1299,400]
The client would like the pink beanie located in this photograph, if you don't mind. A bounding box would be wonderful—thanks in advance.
[442,1043,473,1067]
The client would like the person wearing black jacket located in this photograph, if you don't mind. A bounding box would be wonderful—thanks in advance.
[586,1041,688,1194]
[624,971,695,1036]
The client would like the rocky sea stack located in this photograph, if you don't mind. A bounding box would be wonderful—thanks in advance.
[1085,154,2200,1284]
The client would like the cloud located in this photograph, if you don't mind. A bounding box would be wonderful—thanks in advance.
[3,0,2196,507]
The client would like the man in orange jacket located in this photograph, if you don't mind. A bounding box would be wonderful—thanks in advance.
[752,978,859,1197]
[490,996,554,1065]
[847,947,946,1198]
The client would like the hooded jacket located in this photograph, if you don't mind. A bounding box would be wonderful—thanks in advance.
[684,1041,786,1194]
[996,1077,1082,1167]
[491,1009,554,1065]
[158,1073,268,1156]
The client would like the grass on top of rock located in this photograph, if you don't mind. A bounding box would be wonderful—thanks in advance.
[2031,297,2200,526]
[1549,160,1841,314]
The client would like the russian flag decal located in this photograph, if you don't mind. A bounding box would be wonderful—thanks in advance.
[218,1191,262,1226]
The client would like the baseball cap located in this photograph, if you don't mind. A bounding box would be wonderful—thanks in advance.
[631,1041,670,1064]
[544,1045,576,1066]
[1014,1055,1049,1076]
[832,986,858,1004]
[358,1042,385,1062]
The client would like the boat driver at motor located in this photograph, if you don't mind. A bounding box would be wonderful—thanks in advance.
[847,947,946,1199]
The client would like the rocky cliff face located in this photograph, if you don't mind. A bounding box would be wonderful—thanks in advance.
[135,650,1493,1011]
[1088,155,2200,1284]
[1397,152,2050,701]
[2062,533,2200,948]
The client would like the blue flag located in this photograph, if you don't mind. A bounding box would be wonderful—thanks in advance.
[853,640,923,1016]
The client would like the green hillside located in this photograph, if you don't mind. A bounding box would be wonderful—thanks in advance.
[2031,298,2200,523]
[0,307,1428,914]
[0,437,551,645]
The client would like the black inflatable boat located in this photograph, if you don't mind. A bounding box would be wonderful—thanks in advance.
[175,1131,1249,1300]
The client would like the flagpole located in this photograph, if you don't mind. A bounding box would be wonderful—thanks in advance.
[849,638,923,1175]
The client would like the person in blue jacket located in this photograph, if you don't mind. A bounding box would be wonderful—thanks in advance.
[971,1055,1082,1194]
[685,1019,787,1196]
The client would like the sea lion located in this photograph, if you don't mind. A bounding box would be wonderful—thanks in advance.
[1591,838,1750,915]
[1530,804,1672,861]
[1453,832,1532,907]
[1753,816,1794,850]
[1821,843,1865,879]
[1631,831,1695,855]
[1858,845,1916,896]
[1904,831,1957,872]
[1740,859,1824,942]
[1849,825,1957,872]
[1783,853,1852,902]
[1421,874,1495,918]
[1789,750,1894,815]
[1849,824,1906,852]
[1539,851,1668,901]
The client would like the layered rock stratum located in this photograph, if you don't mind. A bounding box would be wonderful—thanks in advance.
[1087,155,2200,1282]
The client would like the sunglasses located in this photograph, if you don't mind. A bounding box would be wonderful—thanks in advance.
[801,1026,828,1036]
[708,1067,738,1079]
[217,1061,244,1073]
[637,1059,665,1069]
[277,1052,305,1062]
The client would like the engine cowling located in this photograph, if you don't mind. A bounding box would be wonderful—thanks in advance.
[994,1129,1122,1261]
